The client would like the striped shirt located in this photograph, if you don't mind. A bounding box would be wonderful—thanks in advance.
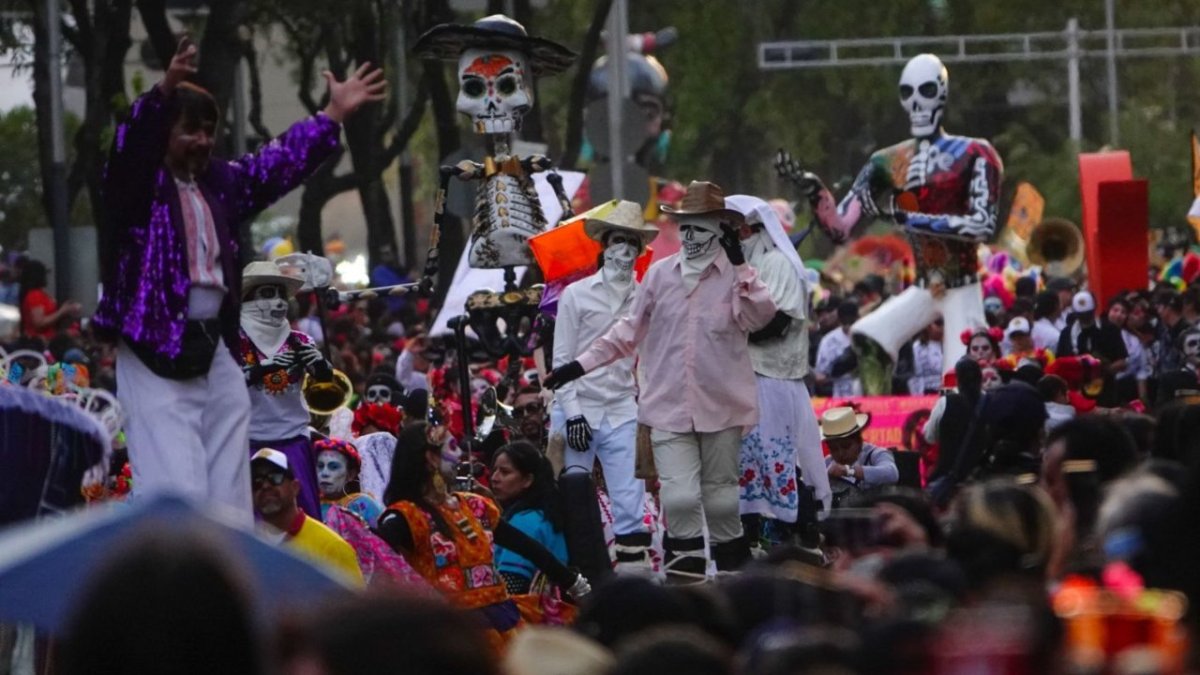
[176,179,225,290]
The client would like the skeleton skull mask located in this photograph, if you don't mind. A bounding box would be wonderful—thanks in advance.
[457,48,533,135]
[678,218,720,260]
[246,285,289,325]
[364,384,394,405]
[601,232,640,283]
[899,53,948,138]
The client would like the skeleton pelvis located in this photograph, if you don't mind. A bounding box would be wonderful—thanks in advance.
[468,172,547,269]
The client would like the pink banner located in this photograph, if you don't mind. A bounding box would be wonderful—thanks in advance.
[812,395,938,451]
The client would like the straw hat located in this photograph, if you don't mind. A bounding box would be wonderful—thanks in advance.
[241,260,303,299]
[503,627,614,675]
[584,199,659,246]
[660,181,745,222]
[819,406,871,440]
[414,14,577,76]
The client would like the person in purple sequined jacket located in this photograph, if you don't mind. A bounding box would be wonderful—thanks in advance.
[94,37,386,522]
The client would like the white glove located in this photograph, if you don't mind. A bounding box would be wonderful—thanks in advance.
[567,574,592,600]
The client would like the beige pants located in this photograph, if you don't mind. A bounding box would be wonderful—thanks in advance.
[650,427,743,544]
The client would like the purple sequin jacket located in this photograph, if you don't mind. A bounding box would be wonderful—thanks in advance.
[93,85,341,359]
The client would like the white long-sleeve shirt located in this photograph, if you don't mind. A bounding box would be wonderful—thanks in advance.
[815,327,862,397]
[553,271,639,428]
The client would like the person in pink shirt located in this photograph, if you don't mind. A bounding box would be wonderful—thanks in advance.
[545,181,777,578]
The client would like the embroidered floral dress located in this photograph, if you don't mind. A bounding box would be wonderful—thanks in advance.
[388,492,522,649]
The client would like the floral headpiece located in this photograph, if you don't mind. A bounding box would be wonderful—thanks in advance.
[960,326,1004,346]
[352,402,403,437]
[313,437,362,470]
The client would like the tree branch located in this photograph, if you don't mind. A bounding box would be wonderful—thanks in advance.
[561,0,612,170]
[381,77,429,164]
[134,0,175,68]
[241,38,273,140]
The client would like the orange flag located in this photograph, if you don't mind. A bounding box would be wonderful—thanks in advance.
[1188,131,1200,240]
[1005,181,1045,242]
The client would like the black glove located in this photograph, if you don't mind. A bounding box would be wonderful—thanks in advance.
[749,310,792,344]
[543,361,585,390]
[830,347,858,378]
[566,416,593,451]
[297,344,333,381]
[719,224,745,265]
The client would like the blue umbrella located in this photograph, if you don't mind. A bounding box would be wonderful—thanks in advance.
[0,494,353,633]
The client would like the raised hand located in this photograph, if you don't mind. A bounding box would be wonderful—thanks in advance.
[162,36,198,94]
[774,149,824,199]
[323,62,388,123]
[718,223,746,266]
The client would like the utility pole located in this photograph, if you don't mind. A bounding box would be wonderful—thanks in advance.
[758,20,1200,148]
[1104,0,1120,146]
[605,0,629,199]
[45,0,70,302]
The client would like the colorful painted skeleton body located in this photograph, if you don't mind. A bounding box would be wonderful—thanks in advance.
[779,54,1002,393]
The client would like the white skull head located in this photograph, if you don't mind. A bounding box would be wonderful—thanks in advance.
[601,231,640,283]
[899,54,948,138]
[364,384,393,405]
[457,48,533,135]
[316,449,350,498]
[679,218,720,260]
[246,284,289,325]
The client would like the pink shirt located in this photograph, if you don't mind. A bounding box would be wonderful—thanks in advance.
[576,254,776,433]
[175,179,225,290]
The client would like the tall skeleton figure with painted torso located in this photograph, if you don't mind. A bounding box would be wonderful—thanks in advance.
[414,15,577,281]
[778,54,1002,394]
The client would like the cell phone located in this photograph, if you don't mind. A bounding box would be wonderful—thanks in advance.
[822,508,883,553]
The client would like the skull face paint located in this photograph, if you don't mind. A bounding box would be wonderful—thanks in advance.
[1184,330,1200,365]
[678,219,719,260]
[457,48,533,134]
[316,449,350,498]
[364,384,393,405]
[968,335,996,363]
[898,53,948,138]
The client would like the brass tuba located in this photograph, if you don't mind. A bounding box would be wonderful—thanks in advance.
[1027,217,1085,277]
[303,369,353,416]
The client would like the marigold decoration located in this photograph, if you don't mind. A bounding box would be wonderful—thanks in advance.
[262,368,292,394]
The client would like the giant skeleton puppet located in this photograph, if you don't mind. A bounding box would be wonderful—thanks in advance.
[414,15,577,285]
[777,54,1002,394]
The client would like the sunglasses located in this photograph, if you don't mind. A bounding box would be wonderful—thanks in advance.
[251,472,288,489]
[512,402,543,418]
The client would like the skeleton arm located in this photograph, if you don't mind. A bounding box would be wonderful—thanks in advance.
[894,155,1000,241]
[776,150,873,243]
[521,155,575,221]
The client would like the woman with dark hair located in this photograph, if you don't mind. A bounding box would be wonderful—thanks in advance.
[18,259,81,343]
[1106,294,1149,404]
[490,441,567,595]
[376,424,589,649]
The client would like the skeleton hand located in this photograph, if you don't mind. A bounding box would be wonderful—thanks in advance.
[775,150,825,200]
[565,416,593,452]
[269,351,297,370]
[297,344,333,380]
[567,573,592,600]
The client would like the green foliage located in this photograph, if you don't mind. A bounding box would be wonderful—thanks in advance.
[0,107,91,252]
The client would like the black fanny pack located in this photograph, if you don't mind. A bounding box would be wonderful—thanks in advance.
[128,319,222,381]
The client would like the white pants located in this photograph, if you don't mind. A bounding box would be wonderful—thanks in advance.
[852,282,986,373]
[551,406,647,536]
[651,426,742,544]
[117,339,252,525]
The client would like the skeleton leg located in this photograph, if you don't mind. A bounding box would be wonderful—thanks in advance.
[936,283,987,373]
[851,286,940,395]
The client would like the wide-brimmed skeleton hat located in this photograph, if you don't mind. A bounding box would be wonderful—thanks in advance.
[584,199,659,247]
[660,181,745,224]
[241,260,303,299]
[414,14,577,76]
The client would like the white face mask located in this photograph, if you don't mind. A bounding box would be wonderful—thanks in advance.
[601,233,639,285]
[316,450,350,497]
[678,217,722,293]
[241,284,291,355]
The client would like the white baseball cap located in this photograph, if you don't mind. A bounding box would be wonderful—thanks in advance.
[1072,291,1096,313]
[1005,316,1031,338]
[250,447,290,474]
